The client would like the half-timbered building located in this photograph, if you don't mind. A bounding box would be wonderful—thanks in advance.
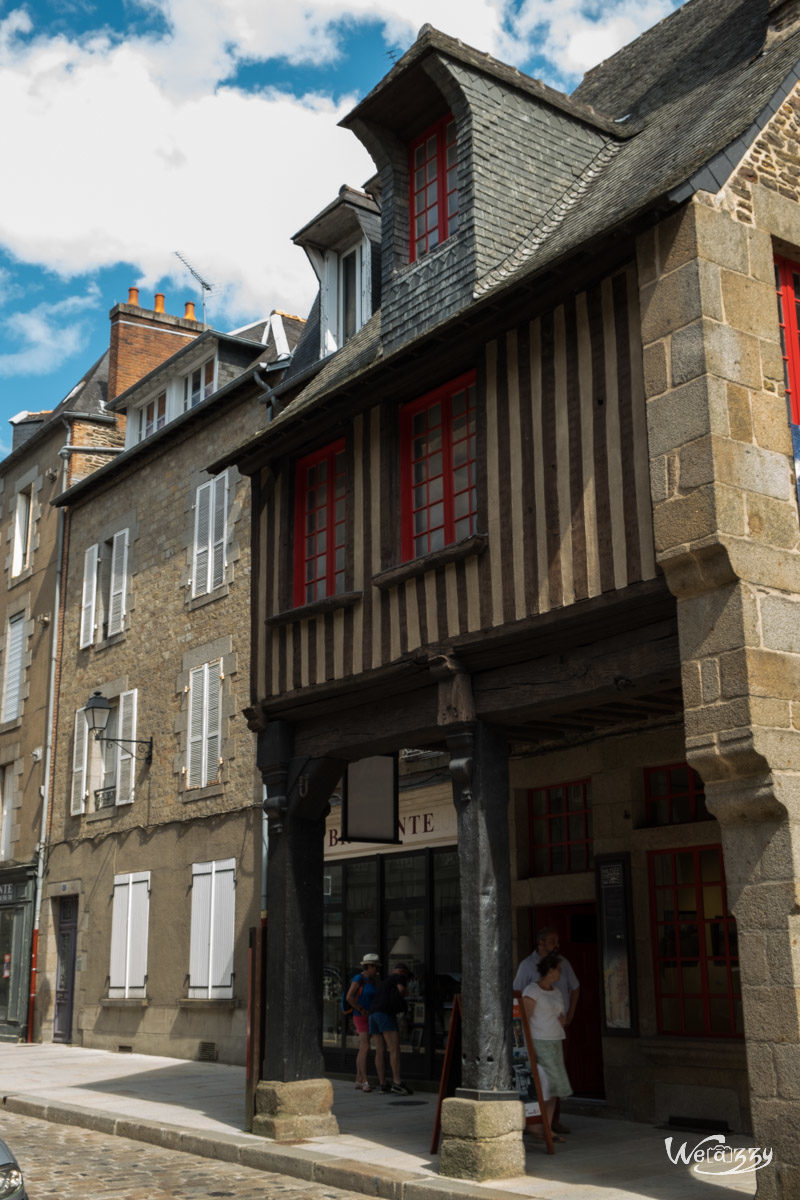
[219,2,800,1192]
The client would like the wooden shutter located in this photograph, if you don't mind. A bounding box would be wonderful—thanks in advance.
[115,690,137,806]
[80,545,98,648]
[209,858,235,996]
[107,529,129,636]
[211,473,227,590]
[189,859,234,998]
[109,871,149,998]
[71,709,88,816]
[188,662,222,788]
[2,614,25,721]
[192,481,212,596]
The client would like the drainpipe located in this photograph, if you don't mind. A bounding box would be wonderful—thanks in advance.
[27,437,70,1039]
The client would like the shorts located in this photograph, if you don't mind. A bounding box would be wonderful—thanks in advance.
[369,1012,398,1035]
[353,1014,369,1034]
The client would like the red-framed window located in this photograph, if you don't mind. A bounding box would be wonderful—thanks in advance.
[527,779,593,876]
[400,372,477,562]
[775,255,800,423]
[409,115,459,263]
[644,763,710,825]
[649,845,741,1037]
[293,440,346,606]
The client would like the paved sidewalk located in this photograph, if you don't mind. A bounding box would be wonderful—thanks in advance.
[0,1043,759,1200]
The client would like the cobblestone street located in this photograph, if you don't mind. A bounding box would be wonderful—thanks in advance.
[2,1111,366,1200]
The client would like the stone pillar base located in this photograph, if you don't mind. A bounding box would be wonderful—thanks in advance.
[439,1096,525,1181]
[252,1078,339,1141]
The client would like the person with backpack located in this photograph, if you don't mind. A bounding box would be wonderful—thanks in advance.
[368,961,412,1095]
[345,952,381,1092]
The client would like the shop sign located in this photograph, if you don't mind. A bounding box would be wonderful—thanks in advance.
[0,882,23,904]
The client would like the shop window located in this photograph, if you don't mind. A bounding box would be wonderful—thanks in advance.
[644,763,710,825]
[188,859,235,999]
[293,440,346,605]
[649,845,741,1037]
[409,115,459,262]
[400,373,477,561]
[528,779,593,876]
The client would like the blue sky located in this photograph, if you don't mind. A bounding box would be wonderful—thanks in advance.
[0,0,679,452]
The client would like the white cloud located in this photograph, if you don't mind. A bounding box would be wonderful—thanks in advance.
[0,0,680,333]
[0,286,101,377]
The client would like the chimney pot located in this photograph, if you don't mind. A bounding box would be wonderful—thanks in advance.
[128,287,140,306]
[184,300,196,321]
[154,292,165,313]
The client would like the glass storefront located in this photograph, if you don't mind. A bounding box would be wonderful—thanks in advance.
[323,845,460,1080]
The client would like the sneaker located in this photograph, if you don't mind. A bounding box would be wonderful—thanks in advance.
[380,1083,392,1094]
[361,1082,373,1093]
[390,1082,412,1095]
[354,1082,363,1090]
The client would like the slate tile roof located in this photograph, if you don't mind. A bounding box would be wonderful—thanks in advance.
[270,0,800,430]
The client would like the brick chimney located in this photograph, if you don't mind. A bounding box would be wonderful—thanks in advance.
[107,290,204,402]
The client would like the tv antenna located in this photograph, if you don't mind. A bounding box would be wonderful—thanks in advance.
[174,251,214,324]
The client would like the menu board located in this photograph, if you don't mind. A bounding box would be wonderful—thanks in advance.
[596,854,636,1034]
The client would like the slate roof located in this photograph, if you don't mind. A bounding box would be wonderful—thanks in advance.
[265,0,800,435]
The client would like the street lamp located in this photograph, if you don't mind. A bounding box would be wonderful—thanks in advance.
[84,691,153,765]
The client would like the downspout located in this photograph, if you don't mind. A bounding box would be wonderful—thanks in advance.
[27,436,70,1039]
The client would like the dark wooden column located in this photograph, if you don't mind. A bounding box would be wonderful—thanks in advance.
[257,721,344,1082]
[448,720,515,1097]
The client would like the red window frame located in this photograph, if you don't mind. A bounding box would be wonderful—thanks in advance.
[775,255,800,423]
[293,439,346,607]
[400,372,477,562]
[527,779,593,876]
[644,763,710,826]
[649,845,741,1038]
[409,115,459,263]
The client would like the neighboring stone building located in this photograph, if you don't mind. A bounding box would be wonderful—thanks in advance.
[215,2,800,1194]
[0,290,205,1043]
[38,309,301,1064]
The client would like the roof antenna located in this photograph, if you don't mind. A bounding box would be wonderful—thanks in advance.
[174,251,214,324]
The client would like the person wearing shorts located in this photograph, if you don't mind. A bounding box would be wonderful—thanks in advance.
[368,962,412,1095]
[346,953,380,1091]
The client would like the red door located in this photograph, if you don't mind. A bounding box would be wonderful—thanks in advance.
[531,902,604,1098]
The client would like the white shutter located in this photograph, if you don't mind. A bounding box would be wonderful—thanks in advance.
[107,529,129,636]
[209,858,235,997]
[115,690,137,806]
[210,473,228,591]
[108,875,131,995]
[205,662,221,786]
[2,614,25,721]
[12,490,31,577]
[80,545,99,648]
[127,873,150,996]
[189,861,212,994]
[109,871,149,998]
[192,482,212,596]
[188,665,206,787]
[71,709,88,815]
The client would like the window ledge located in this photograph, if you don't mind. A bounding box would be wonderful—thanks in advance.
[178,998,237,1010]
[267,590,362,627]
[93,631,126,652]
[182,782,224,803]
[638,1037,745,1065]
[8,566,33,588]
[85,809,114,824]
[100,998,149,1008]
[0,717,22,735]
[373,534,488,590]
[187,583,230,611]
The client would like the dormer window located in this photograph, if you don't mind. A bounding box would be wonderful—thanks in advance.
[409,115,458,262]
[138,391,166,442]
[184,359,215,410]
[339,246,362,345]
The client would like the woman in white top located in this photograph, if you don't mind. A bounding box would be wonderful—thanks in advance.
[522,952,573,1139]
